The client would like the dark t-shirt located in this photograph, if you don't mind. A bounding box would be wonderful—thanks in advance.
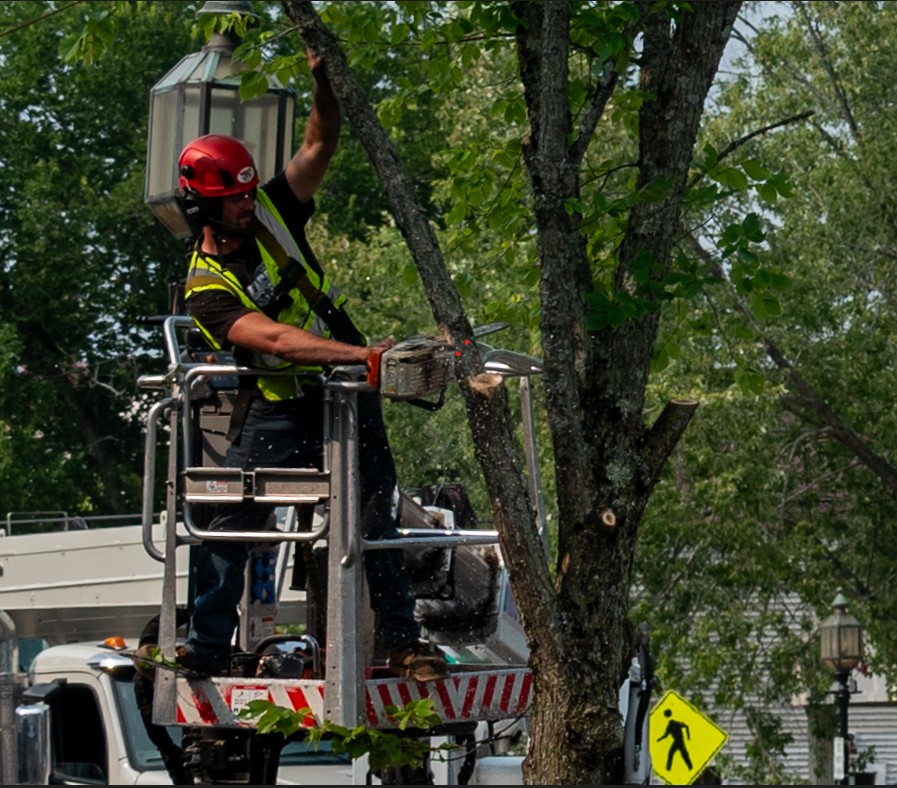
[185,171,323,350]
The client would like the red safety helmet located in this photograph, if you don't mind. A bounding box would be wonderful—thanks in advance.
[178,134,259,198]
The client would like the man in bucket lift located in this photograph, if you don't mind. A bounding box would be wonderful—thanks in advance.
[164,51,447,683]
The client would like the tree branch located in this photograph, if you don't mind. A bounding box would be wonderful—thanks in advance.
[686,230,897,499]
[771,353,897,497]
[641,400,699,488]
[794,1,861,140]
[281,0,469,349]
[687,110,815,190]
[279,0,558,639]
[569,62,618,166]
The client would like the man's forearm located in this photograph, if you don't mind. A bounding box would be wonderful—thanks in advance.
[306,66,340,151]
[228,312,366,366]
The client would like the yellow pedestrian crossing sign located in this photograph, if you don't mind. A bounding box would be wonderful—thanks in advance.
[649,689,728,785]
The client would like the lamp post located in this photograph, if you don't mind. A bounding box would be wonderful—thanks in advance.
[819,591,864,786]
[144,0,296,240]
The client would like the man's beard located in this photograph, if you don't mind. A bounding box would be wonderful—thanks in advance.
[211,215,253,238]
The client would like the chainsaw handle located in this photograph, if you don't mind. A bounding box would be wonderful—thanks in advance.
[366,346,385,391]
[404,391,447,411]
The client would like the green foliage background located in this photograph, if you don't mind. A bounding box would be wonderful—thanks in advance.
[7,1,897,781]
[0,1,195,522]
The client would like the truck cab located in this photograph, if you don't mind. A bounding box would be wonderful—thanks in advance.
[22,641,356,785]
[25,642,155,785]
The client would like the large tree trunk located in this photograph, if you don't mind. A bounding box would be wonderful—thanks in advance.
[514,1,739,782]
[282,0,739,782]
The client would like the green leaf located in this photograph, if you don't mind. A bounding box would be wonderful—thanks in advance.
[239,71,270,101]
[701,142,720,170]
[757,182,779,204]
[652,344,670,372]
[237,698,443,771]
[741,213,764,243]
[749,291,768,320]
[712,167,750,192]
[720,222,743,246]
[734,367,765,395]
[391,22,411,45]
[742,158,772,180]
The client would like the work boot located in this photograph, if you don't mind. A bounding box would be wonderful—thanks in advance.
[387,640,450,682]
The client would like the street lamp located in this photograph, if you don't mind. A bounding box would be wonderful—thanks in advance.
[144,0,296,240]
[819,590,864,786]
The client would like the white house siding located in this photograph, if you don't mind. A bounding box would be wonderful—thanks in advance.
[693,697,897,784]
[843,703,897,785]
[714,703,809,784]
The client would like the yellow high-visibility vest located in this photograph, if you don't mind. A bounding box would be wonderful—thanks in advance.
[185,188,363,401]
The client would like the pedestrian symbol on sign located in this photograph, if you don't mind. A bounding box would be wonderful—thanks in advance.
[649,690,728,785]
[657,708,692,772]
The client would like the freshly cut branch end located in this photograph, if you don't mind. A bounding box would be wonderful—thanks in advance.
[468,372,503,394]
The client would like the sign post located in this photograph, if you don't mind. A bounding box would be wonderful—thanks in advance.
[833,735,846,782]
[649,689,728,785]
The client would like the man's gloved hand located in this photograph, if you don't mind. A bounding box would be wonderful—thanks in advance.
[366,347,384,390]
[366,339,395,391]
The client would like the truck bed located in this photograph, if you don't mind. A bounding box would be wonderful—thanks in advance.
[0,523,305,642]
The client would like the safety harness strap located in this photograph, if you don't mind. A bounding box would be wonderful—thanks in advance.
[252,218,364,346]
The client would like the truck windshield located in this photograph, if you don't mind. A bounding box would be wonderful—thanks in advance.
[111,671,182,772]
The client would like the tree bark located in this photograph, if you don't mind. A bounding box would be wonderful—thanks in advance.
[281,0,740,782]
[516,1,740,782]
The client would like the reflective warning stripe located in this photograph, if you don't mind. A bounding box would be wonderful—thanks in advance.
[170,669,532,730]
[174,677,326,728]
[365,669,532,727]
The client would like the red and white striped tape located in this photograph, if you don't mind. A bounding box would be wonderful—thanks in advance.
[172,668,532,730]
[175,678,324,727]
[366,669,533,728]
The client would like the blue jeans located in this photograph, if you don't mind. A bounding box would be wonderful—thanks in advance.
[185,389,420,662]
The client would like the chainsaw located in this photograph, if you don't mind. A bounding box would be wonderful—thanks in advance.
[368,335,456,410]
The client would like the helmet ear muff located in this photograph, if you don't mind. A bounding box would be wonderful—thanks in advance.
[177,187,220,239]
